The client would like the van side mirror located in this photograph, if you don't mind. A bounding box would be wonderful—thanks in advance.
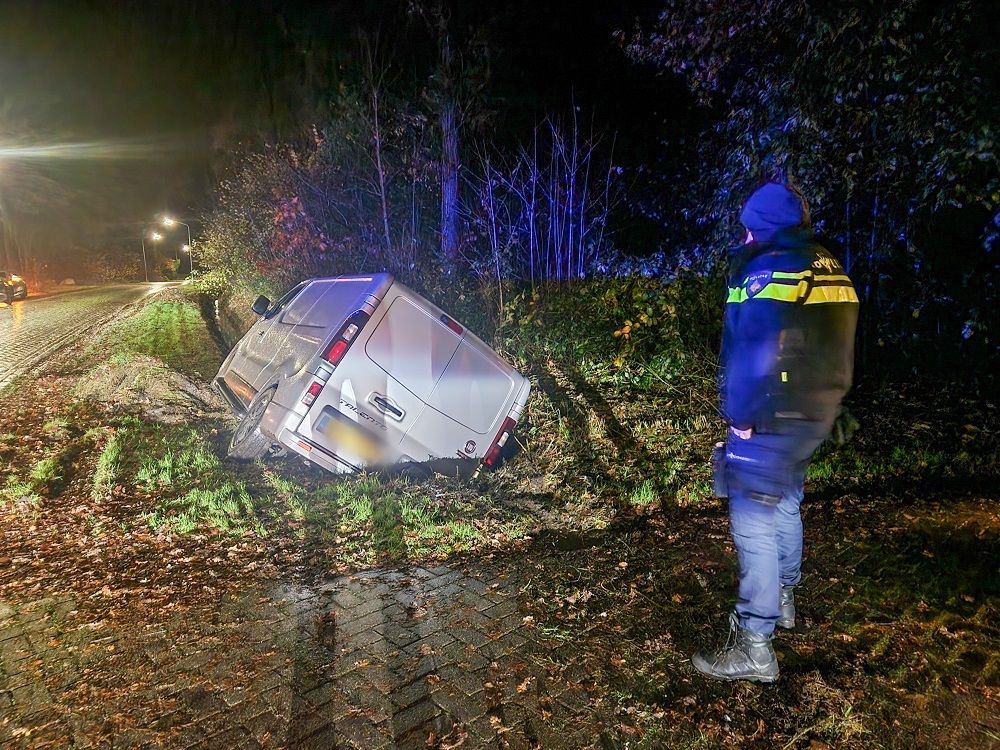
[251,295,271,316]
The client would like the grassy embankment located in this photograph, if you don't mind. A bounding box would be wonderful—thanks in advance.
[5,279,998,573]
[2,287,535,568]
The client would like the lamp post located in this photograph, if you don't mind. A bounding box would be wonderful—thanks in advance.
[151,232,162,275]
[140,237,150,283]
[163,217,193,278]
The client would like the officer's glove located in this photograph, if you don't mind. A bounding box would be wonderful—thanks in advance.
[827,406,860,447]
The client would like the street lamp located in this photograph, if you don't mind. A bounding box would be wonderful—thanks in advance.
[144,231,164,280]
[151,231,162,270]
[163,217,193,277]
[139,236,150,283]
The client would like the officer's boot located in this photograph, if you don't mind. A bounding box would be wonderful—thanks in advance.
[692,613,779,683]
[777,585,796,629]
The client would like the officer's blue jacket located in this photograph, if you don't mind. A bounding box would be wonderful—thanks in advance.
[720,228,859,437]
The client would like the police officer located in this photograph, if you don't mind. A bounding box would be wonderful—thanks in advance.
[692,182,859,683]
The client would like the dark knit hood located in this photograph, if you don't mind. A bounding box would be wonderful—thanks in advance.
[740,183,810,243]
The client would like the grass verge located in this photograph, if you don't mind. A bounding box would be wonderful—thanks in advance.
[85,290,222,379]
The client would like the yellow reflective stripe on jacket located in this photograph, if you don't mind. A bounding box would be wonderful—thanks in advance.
[752,282,807,303]
[773,270,854,285]
[771,270,811,281]
[728,274,858,305]
[727,278,807,304]
[803,284,859,304]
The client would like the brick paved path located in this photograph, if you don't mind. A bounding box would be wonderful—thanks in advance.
[0,563,607,749]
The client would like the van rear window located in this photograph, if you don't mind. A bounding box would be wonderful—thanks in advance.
[428,341,516,433]
[365,296,461,400]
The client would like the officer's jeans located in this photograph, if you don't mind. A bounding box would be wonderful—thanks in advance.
[726,426,826,637]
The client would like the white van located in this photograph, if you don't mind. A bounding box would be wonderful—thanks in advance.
[214,274,530,477]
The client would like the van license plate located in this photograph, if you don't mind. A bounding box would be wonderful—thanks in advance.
[315,407,382,463]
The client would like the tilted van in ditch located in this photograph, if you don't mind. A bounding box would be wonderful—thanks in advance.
[214,274,530,477]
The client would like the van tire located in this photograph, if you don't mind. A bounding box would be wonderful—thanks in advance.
[228,387,276,461]
[398,464,433,482]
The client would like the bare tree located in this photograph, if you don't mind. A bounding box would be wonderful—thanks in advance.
[409,1,492,269]
[357,33,396,257]
[472,116,618,285]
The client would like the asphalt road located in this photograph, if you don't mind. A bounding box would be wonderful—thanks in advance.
[0,284,162,391]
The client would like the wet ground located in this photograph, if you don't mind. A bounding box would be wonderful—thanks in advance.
[3,289,999,749]
[5,476,999,750]
[1,562,606,749]
[0,285,159,390]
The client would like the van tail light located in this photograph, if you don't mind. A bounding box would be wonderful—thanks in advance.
[325,340,348,364]
[322,311,371,366]
[482,417,517,469]
[301,380,324,406]
[440,314,463,336]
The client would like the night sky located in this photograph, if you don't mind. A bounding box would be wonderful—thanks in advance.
[0,0,672,271]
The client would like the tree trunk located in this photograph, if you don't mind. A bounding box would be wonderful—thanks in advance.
[440,99,461,266]
[0,209,7,268]
[371,86,393,255]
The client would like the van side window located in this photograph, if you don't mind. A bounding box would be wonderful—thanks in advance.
[263,281,307,320]
[280,281,332,327]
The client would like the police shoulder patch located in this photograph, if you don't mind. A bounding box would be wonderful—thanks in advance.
[745,270,772,298]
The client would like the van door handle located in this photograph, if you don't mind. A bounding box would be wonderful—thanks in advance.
[371,395,404,419]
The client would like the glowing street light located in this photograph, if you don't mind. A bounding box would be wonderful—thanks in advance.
[163,217,193,278]
[151,232,163,268]
[137,232,163,283]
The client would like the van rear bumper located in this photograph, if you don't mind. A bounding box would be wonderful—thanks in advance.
[277,427,359,474]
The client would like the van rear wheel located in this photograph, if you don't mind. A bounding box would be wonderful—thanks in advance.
[228,387,276,461]
[397,463,433,482]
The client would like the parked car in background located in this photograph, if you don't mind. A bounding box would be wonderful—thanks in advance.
[214,274,530,478]
[0,270,27,303]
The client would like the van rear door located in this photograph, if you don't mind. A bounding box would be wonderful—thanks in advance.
[290,280,438,468]
[427,339,524,433]
[287,277,527,470]
[400,335,529,463]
